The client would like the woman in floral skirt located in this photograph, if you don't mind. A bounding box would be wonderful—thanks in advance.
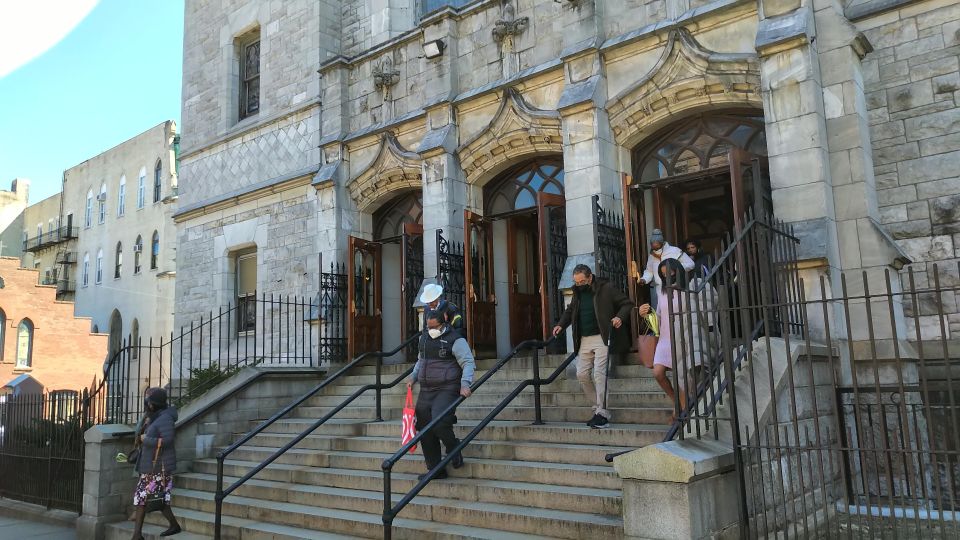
[131,387,181,538]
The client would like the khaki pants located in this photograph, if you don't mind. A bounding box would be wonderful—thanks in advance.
[576,334,611,420]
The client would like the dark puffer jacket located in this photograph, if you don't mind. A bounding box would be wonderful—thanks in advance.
[556,276,634,353]
[136,406,178,475]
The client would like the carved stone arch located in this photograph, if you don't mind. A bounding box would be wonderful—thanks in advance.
[347,133,422,213]
[606,29,762,148]
[458,88,562,186]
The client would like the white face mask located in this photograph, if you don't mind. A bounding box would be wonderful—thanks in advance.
[428,328,442,339]
[653,248,663,255]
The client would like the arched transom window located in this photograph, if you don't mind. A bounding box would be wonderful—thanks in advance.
[485,158,564,216]
[373,192,423,240]
[634,115,766,182]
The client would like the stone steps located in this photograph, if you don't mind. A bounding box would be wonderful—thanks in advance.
[136,503,552,539]
[242,432,634,466]
[197,450,622,490]
[288,404,672,424]
[322,377,665,396]
[304,390,672,408]
[251,418,666,447]
[171,487,622,539]
[180,470,622,515]
[117,345,668,539]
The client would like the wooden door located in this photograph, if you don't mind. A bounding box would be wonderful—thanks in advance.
[400,223,423,361]
[508,213,541,345]
[347,236,382,359]
[537,193,566,344]
[464,211,496,354]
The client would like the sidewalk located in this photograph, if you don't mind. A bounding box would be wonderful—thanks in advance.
[0,515,76,539]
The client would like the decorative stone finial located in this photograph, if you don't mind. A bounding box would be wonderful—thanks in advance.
[372,56,400,93]
[492,0,528,43]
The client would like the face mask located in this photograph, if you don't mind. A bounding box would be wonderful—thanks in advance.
[428,328,442,339]
[653,248,663,255]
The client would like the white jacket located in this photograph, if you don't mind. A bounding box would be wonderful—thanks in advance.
[640,242,695,287]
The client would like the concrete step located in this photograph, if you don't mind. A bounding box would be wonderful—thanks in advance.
[197,448,621,490]
[304,390,672,409]
[180,471,622,515]
[255,418,666,448]
[290,405,673,424]
[173,487,623,539]
[133,499,565,539]
[322,377,665,396]
[242,432,634,466]
[335,365,654,387]
[105,519,213,540]
[351,354,573,375]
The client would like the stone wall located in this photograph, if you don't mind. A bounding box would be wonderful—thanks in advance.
[174,187,319,333]
[859,0,960,336]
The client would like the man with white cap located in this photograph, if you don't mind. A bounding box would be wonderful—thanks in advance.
[638,229,694,301]
[419,283,464,331]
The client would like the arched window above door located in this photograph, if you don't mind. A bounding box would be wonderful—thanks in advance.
[634,115,766,182]
[373,192,422,240]
[485,158,564,216]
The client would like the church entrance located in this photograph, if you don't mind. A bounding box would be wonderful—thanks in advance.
[465,158,567,356]
[347,192,423,362]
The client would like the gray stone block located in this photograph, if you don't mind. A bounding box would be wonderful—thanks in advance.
[886,81,934,113]
[931,194,960,225]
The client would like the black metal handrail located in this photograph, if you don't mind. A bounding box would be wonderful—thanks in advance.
[380,335,566,539]
[213,332,421,539]
[603,321,764,463]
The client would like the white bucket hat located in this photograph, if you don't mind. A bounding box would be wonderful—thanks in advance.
[419,283,444,304]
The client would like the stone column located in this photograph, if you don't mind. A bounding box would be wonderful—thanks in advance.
[420,134,467,279]
[558,55,622,264]
[77,425,137,540]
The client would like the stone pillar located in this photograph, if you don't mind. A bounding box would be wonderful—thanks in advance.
[420,128,467,279]
[614,440,740,539]
[558,54,622,263]
[77,425,137,540]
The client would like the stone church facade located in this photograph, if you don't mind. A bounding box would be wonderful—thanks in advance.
[175,0,960,359]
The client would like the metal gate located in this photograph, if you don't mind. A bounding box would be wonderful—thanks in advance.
[0,390,88,512]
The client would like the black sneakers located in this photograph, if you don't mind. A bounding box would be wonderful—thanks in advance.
[587,413,610,429]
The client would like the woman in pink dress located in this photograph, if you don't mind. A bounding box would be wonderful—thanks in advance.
[638,259,717,423]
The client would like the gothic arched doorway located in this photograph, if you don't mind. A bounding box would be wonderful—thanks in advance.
[347,191,423,361]
[626,111,771,310]
[466,157,566,355]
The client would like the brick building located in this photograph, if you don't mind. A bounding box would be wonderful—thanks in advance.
[0,257,107,392]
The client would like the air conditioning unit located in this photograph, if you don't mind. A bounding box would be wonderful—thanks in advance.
[133,245,142,253]
[96,193,107,202]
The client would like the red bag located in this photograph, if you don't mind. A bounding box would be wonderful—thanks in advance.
[401,387,417,453]
[637,334,657,369]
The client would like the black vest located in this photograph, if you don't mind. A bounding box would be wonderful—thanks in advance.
[418,329,463,387]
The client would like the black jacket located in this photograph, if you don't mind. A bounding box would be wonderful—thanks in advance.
[557,277,634,353]
[136,406,177,475]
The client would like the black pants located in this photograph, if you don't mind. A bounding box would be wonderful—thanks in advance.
[415,384,460,469]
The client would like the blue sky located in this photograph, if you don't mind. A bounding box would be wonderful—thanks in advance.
[0,1,184,204]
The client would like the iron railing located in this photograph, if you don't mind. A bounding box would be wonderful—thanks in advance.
[85,294,320,426]
[606,214,960,536]
[212,332,421,539]
[436,229,466,312]
[318,261,348,366]
[22,226,79,252]
[380,336,566,539]
[592,194,628,295]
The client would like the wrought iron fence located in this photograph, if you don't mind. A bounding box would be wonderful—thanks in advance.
[436,229,466,312]
[644,211,960,537]
[0,389,92,513]
[87,294,320,426]
[319,261,347,366]
[592,194,628,294]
